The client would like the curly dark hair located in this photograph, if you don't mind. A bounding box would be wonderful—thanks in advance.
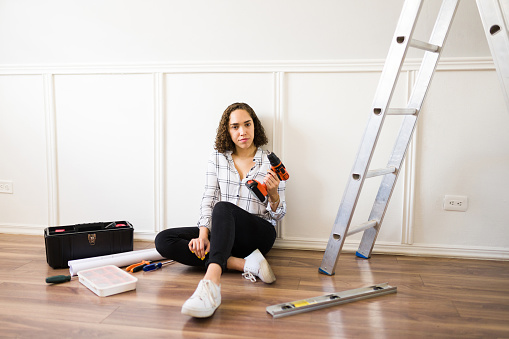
[214,103,269,153]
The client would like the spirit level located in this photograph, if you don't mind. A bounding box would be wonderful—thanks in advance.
[266,282,397,318]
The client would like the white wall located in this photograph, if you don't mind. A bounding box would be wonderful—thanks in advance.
[0,0,508,260]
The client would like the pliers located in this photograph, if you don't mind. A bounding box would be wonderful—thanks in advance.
[126,260,151,273]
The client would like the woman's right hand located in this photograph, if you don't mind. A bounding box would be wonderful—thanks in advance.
[189,236,210,260]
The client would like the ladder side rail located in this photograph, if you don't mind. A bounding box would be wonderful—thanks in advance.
[476,0,509,110]
[319,0,425,276]
[357,0,460,259]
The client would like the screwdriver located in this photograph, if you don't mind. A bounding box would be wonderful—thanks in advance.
[46,275,72,284]
[142,260,174,272]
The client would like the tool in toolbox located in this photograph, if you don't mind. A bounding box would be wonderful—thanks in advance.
[126,260,151,273]
[246,152,289,202]
[321,0,509,276]
[266,283,397,318]
[143,260,175,272]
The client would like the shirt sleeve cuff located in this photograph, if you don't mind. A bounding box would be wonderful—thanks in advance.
[197,217,211,230]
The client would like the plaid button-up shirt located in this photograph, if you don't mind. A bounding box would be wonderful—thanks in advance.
[197,148,287,232]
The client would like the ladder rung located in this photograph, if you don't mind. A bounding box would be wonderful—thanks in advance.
[346,220,378,237]
[366,167,397,178]
[386,108,418,115]
[409,39,440,52]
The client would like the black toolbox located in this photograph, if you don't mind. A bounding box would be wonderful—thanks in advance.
[44,221,134,268]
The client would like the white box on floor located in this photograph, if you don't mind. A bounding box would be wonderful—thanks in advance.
[78,265,137,297]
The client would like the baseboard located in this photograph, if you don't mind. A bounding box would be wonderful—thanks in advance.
[2,225,507,261]
[0,224,158,241]
[132,232,157,241]
[274,238,509,261]
[0,224,46,235]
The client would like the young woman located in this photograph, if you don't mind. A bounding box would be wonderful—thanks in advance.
[155,102,287,318]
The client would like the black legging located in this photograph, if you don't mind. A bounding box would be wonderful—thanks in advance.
[155,201,277,273]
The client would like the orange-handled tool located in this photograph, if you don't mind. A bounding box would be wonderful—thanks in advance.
[126,260,151,273]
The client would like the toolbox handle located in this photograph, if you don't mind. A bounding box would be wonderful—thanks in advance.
[47,221,132,235]
[47,226,76,235]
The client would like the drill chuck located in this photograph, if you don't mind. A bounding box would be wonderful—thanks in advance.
[268,152,290,181]
[267,152,280,166]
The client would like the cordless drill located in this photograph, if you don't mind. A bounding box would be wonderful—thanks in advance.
[246,152,289,202]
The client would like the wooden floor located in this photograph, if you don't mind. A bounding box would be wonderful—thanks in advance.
[1,234,509,338]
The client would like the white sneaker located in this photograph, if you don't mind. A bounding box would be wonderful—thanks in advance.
[181,279,221,318]
[242,249,276,284]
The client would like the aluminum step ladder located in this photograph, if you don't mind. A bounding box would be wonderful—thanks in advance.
[319,0,460,276]
[477,0,509,110]
[320,0,509,276]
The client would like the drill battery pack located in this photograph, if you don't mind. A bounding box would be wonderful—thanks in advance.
[44,221,134,269]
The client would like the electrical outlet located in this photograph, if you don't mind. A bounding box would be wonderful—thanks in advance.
[0,180,13,194]
[443,195,468,212]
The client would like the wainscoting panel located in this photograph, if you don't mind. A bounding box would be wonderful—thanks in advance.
[0,75,48,228]
[53,74,156,232]
[282,71,408,245]
[413,69,509,249]
[164,72,275,229]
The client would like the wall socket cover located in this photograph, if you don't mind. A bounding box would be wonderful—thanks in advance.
[0,180,13,194]
[443,195,468,212]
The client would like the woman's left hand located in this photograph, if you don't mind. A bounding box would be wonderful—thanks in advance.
[189,236,210,260]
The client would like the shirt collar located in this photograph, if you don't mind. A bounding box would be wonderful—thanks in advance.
[225,147,264,164]
[253,147,264,165]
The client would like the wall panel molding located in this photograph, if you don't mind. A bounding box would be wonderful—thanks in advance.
[401,70,417,245]
[153,72,165,233]
[0,57,496,76]
[273,71,285,238]
[43,73,59,226]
